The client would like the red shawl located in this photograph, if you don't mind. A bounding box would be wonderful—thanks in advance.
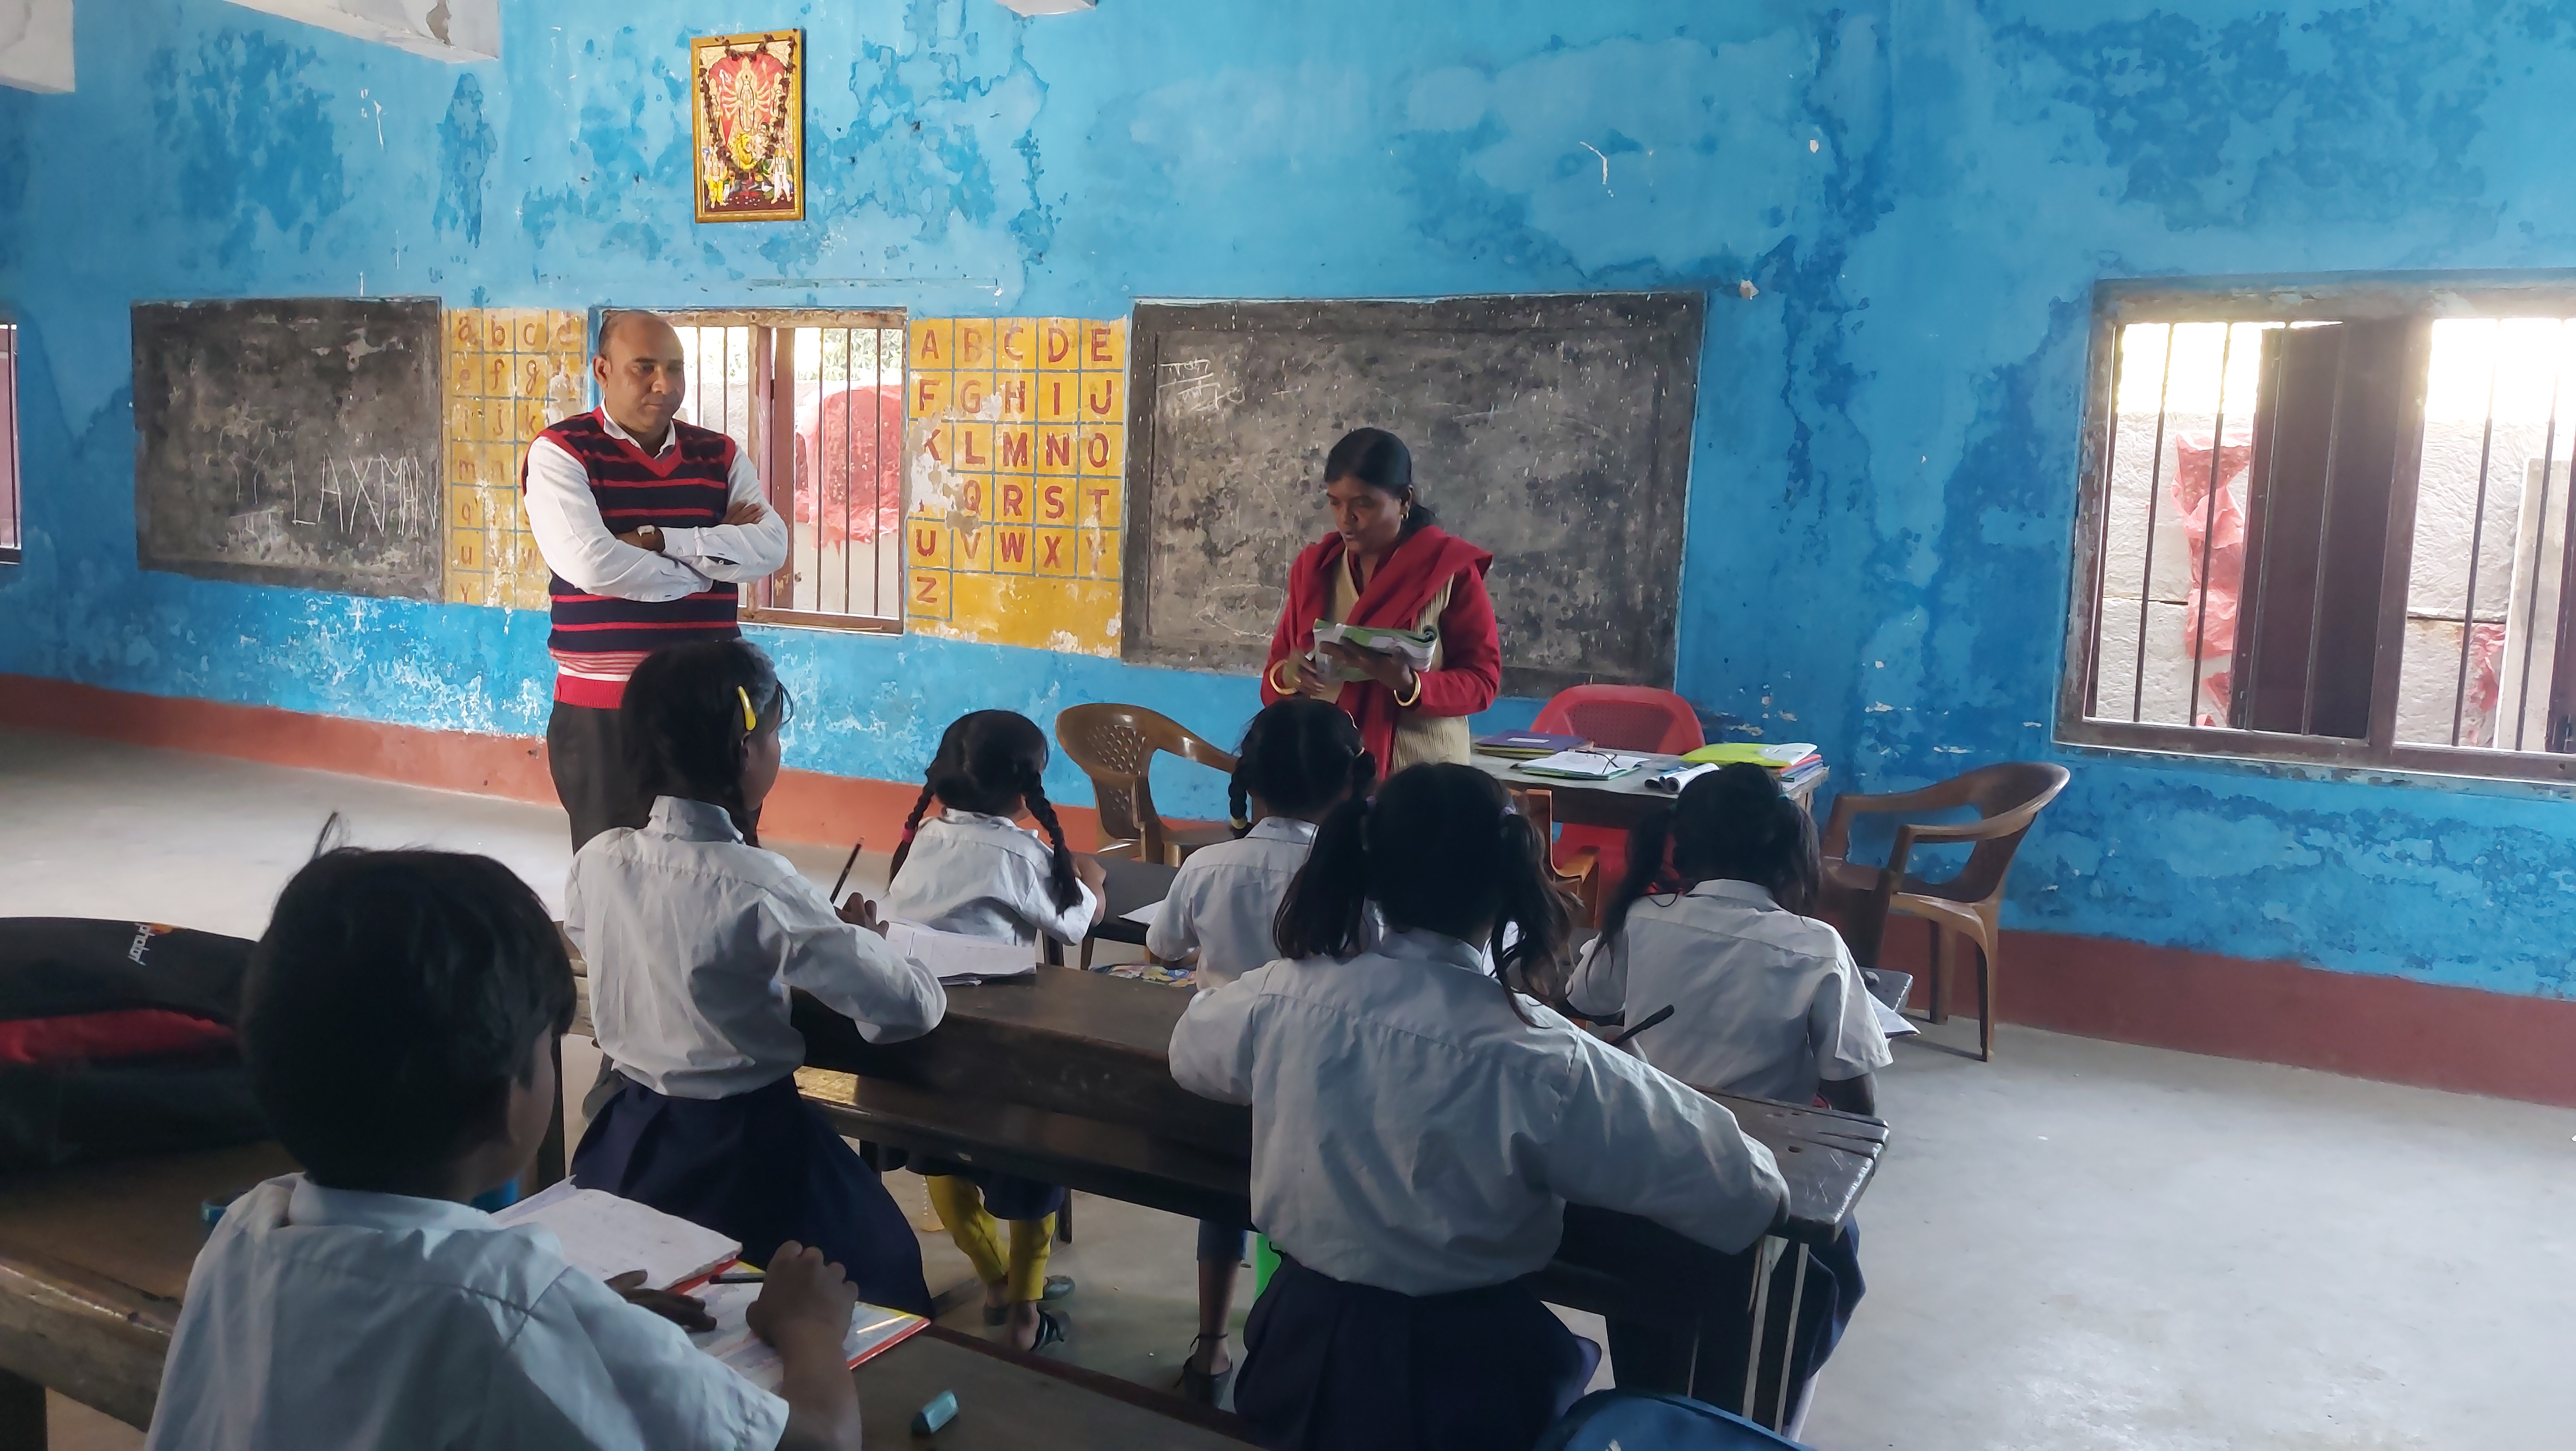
[1261,525,1501,770]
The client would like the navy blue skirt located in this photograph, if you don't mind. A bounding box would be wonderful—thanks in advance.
[570,1073,932,1316]
[1234,1255,1599,1451]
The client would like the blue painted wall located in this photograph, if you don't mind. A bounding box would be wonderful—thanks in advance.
[3,0,2573,1000]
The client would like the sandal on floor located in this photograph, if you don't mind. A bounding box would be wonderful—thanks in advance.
[983,1276,1076,1325]
[1175,1335,1234,1406]
[1023,1308,1069,1353]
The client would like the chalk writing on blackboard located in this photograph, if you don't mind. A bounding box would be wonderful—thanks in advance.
[133,298,446,600]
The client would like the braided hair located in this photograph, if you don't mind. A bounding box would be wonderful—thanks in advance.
[886,709,1084,913]
[1274,762,1574,1022]
[1597,764,1820,953]
[1227,698,1378,832]
[619,641,794,846]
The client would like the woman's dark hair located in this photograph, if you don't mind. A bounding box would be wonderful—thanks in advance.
[244,849,575,1191]
[1228,698,1378,831]
[1325,427,1435,539]
[1598,764,1822,950]
[1275,762,1573,1021]
[889,709,1083,912]
[621,640,794,846]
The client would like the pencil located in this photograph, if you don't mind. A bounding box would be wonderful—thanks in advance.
[828,838,865,902]
[1607,1004,1675,1048]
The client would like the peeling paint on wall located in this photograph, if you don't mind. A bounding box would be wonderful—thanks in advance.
[11,0,2576,1001]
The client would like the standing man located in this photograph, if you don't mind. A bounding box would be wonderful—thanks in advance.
[522,310,788,849]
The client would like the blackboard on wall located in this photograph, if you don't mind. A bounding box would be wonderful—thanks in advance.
[133,298,445,600]
[1121,294,1705,698]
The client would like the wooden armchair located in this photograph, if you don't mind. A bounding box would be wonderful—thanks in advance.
[1818,762,2069,1062]
[1054,704,1239,865]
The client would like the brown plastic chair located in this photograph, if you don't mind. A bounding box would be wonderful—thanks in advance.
[1054,704,1240,865]
[1817,762,2070,1063]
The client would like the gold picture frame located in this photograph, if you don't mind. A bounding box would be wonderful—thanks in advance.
[690,30,804,223]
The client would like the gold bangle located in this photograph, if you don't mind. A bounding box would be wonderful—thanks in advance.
[1393,670,1423,708]
[1269,658,1301,694]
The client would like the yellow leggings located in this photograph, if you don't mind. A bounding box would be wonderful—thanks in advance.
[924,1175,1054,1303]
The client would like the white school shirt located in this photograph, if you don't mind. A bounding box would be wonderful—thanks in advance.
[883,809,1099,946]
[143,1175,786,1451]
[1144,816,1316,991]
[569,795,947,1099]
[523,408,787,603]
[1169,928,1788,1297]
[1565,879,1892,1104]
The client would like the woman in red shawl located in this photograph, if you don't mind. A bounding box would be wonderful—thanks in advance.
[1261,429,1501,773]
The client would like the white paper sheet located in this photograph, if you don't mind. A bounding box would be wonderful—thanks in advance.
[491,1184,741,1291]
[684,1275,925,1392]
[1119,899,1164,928]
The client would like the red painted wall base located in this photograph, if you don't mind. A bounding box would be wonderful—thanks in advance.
[7,676,2568,1106]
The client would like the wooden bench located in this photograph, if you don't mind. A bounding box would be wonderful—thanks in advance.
[0,1139,1257,1448]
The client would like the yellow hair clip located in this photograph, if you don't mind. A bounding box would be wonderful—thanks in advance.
[736,686,757,732]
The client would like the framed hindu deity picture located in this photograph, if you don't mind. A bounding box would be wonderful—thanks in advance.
[690,30,804,223]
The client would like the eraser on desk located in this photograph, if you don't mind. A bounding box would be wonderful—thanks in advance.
[910,1390,958,1437]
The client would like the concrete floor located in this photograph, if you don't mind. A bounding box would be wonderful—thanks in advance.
[7,726,2574,1449]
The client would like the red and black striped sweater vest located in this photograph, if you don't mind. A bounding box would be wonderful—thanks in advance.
[524,411,741,709]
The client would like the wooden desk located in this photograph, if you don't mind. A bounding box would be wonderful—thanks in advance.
[793,968,1888,1426]
[0,1140,1255,1447]
[1079,855,1181,962]
[1473,753,1828,831]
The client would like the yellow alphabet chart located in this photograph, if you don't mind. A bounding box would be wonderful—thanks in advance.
[905,316,1126,655]
[443,309,591,610]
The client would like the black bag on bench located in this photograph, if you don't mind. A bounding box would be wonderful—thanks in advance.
[0,919,269,1172]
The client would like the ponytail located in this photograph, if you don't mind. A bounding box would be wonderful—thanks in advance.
[886,782,936,883]
[1595,804,1678,956]
[1018,770,1085,913]
[1488,809,1574,1019]
[1273,795,1375,962]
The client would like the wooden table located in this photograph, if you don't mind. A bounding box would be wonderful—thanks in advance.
[1472,752,1828,830]
[1075,855,1181,966]
[0,1138,1256,1448]
[793,967,1887,1427]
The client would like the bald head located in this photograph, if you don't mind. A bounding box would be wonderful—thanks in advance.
[593,311,687,447]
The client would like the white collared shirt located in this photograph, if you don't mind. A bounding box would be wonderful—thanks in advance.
[523,409,787,602]
[1566,879,1892,1105]
[883,809,1099,946]
[143,1175,786,1451]
[569,796,947,1099]
[1145,816,1317,992]
[1169,928,1788,1296]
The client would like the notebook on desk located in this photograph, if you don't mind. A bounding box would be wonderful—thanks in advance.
[493,1181,739,1290]
[495,1184,929,1390]
[679,1263,928,1392]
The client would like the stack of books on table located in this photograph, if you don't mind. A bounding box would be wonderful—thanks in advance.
[1472,731,1593,760]
[1677,741,1826,792]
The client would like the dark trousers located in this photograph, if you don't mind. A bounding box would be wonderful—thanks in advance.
[547,700,649,851]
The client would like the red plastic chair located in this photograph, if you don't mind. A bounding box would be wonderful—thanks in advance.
[1529,687,1705,913]
[1531,685,1706,756]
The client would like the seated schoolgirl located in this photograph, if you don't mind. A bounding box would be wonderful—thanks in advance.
[882,709,1106,1353]
[1565,763,1891,1113]
[1169,763,1790,1451]
[568,641,948,1317]
[1144,697,1375,1403]
[1563,761,1889,1423]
